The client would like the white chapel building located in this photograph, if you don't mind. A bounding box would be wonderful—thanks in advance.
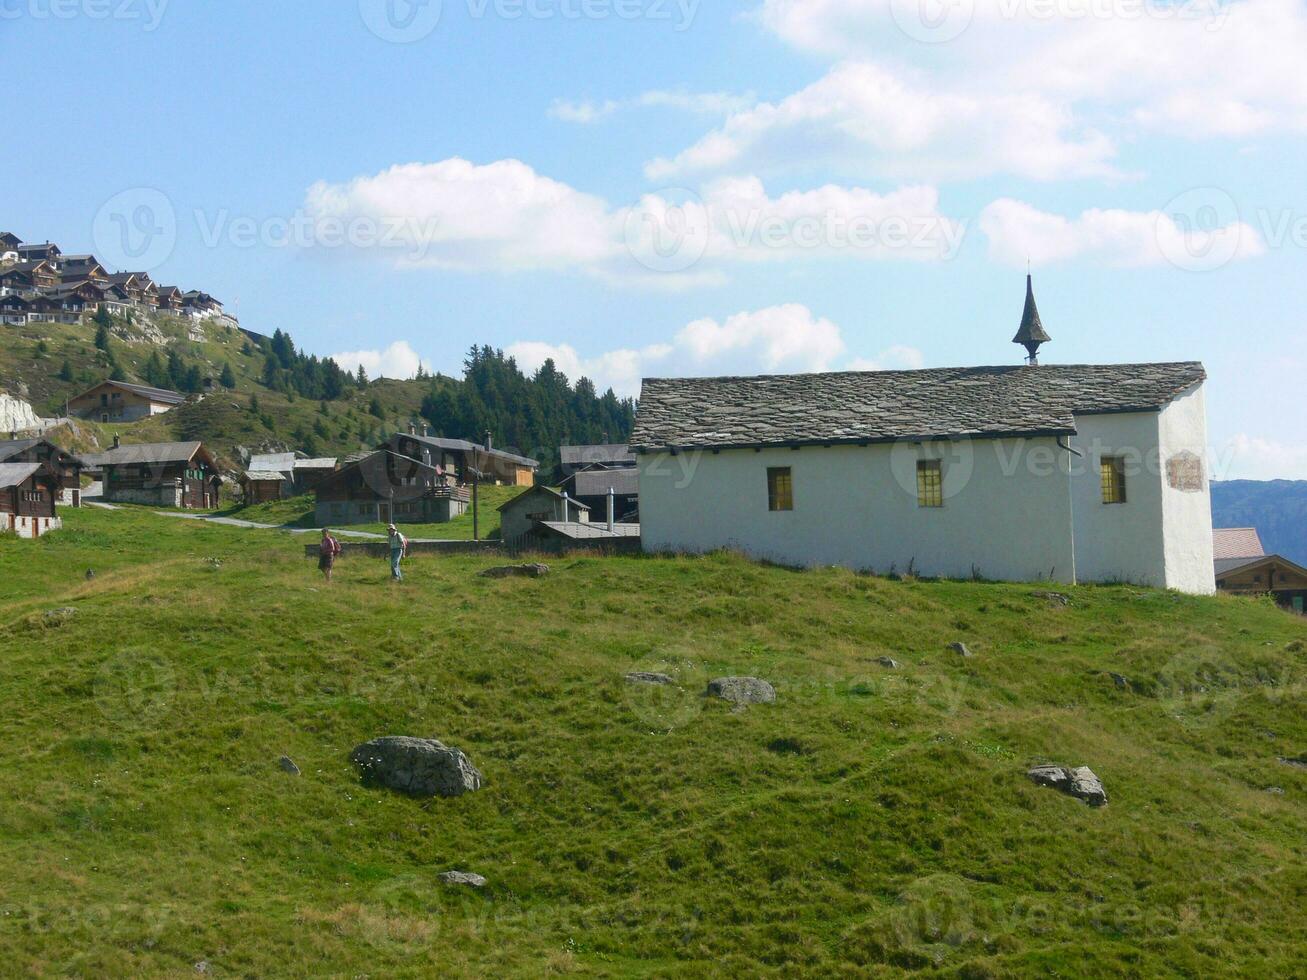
[632,280,1216,594]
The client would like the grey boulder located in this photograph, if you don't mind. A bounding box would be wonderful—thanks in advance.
[876,657,902,669]
[949,642,974,658]
[625,672,675,685]
[480,564,550,579]
[707,676,776,706]
[278,756,301,776]
[350,737,483,798]
[1028,764,1108,807]
[438,870,487,888]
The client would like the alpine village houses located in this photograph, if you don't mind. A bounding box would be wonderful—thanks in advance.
[0,232,234,327]
[1213,527,1307,613]
[632,278,1218,595]
[87,438,221,509]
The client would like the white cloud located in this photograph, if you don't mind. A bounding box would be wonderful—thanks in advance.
[304,159,618,273]
[549,90,755,124]
[1219,434,1307,481]
[646,61,1119,183]
[305,158,966,285]
[749,0,1307,154]
[330,341,429,380]
[980,198,1266,269]
[507,304,924,396]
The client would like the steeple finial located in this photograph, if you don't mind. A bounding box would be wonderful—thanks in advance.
[1012,274,1050,365]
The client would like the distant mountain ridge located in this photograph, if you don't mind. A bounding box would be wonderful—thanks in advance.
[1211,480,1307,566]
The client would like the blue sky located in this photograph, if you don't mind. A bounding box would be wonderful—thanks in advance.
[5,0,1306,478]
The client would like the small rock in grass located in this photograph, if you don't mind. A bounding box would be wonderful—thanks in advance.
[1266,786,1285,795]
[1287,640,1305,653]
[438,870,487,888]
[194,962,210,975]
[278,756,301,776]
[1031,591,1071,606]
[949,642,974,658]
[1109,673,1132,690]
[43,607,77,625]
[876,657,902,669]
[625,672,675,686]
[480,564,550,579]
[706,676,776,706]
[1278,755,1307,770]
[1028,765,1107,807]
[350,737,483,798]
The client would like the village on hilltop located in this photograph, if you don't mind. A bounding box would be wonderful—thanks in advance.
[0,231,232,328]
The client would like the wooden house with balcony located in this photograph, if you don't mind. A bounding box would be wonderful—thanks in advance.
[314,450,470,527]
[0,438,85,506]
[91,438,221,509]
[0,461,62,538]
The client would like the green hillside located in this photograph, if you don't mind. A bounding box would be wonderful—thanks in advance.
[1,320,634,478]
[0,507,1303,976]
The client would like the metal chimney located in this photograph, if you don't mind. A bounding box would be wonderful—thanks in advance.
[607,486,615,532]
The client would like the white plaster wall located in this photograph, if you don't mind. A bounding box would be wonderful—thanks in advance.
[1069,412,1167,587]
[638,438,1076,583]
[1157,384,1216,594]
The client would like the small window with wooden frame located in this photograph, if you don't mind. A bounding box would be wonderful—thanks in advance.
[1100,456,1128,505]
[916,460,943,508]
[767,467,793,512]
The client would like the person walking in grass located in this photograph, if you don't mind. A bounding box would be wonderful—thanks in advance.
[318,528,342,583]
[387,524,408,582]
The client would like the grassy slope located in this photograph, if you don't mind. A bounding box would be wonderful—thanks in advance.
[1,316,429,470]
[0,508,1305,977]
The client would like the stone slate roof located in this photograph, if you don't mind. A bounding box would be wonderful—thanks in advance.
[568,467,639,498]
[0,462,42,488]
[1213,527,1264,561]
[537,521,641,540]
[97,441,210,466]
[560,444,635,469]
[630,362,1207,452]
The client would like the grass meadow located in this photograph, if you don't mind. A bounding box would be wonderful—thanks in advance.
[0,506,1304,976]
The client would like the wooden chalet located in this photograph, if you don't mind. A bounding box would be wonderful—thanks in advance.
[1214,528,1307,614]
[386,429,538,487]
[314,450,469,526]
[92,438,221,509]
[155,285,184,313]
[58,254,109,282]
[105,273,147,304]
[0,260,57,294]
[16,242,60,264]
[0,439,85,506]
[0,293,30,325]
[68,380,186,423]
[0,232,20,261]
[0,461,61,538]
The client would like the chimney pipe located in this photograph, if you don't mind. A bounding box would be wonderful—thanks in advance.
[409,423,417,435]
[562,491,571,524]
[112,434,121,449]
[607,486,615,532]
[484,430,493,451]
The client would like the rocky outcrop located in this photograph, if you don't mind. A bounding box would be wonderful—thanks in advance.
[437,871,487,888]
[949,642,974,658]
[350,737,483,798]
[1028,765,1108,807]
[625,672,675,685]
[707,677,776,706]
[480,564,550,579]
[0,393,42,434]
